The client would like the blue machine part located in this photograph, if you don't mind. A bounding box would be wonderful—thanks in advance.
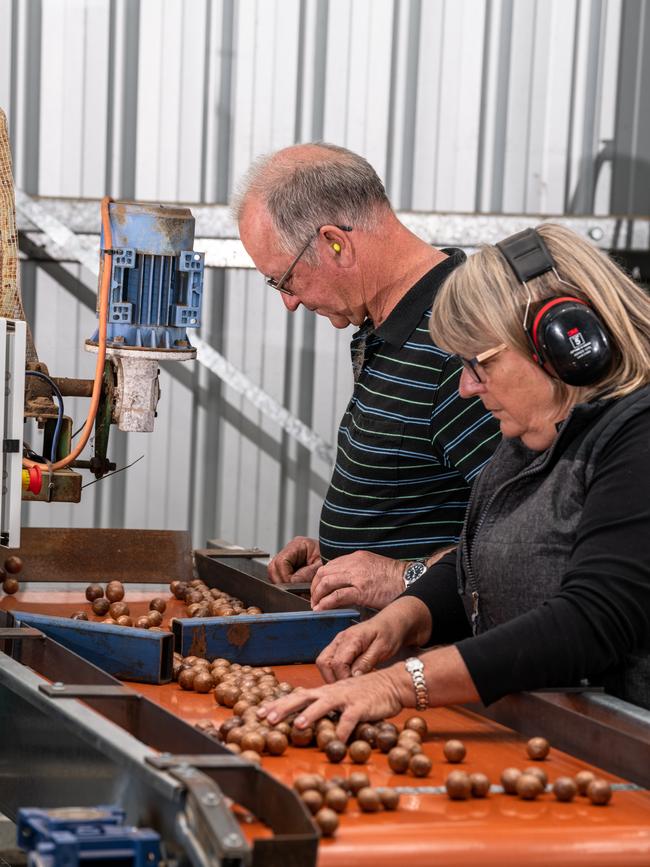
[17,806,161,867]
[172,608,359,664]
[12,610,174,683]
[89,201,204,352]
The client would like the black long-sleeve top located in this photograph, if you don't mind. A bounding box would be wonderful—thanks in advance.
[403,394,650,707]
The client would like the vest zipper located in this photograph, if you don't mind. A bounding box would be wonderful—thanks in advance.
[471,591,480,634]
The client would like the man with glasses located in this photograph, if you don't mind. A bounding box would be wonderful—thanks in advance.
[234,143,500,610]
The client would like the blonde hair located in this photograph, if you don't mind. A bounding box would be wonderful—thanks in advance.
[429,223,650,406]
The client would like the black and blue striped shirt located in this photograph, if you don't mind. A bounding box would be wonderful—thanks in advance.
[319,250,501,564]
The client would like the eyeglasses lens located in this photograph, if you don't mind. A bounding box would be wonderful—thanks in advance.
[460,359,483,383]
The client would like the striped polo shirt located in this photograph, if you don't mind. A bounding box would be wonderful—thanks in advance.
[319,250,501,564]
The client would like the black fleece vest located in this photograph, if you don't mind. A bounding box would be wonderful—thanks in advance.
[458,385,650,709]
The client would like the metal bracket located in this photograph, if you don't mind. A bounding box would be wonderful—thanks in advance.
[148,753,250,771]
[147,753,319,865]
[39,683,140,699]
[158,761,251,867]
[199,545,269,559]
[0,627,44,639]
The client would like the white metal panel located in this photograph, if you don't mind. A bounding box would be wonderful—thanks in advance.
[436,0,485,211]
[501,0,538,213]
[385,0,414,208]
[322,0,353,146]
[136,0,179,199]
[346,0,394,170]
[594,0,622,214]
[527,0,576,214]
[0,319,26,547]
[412,0,445,209]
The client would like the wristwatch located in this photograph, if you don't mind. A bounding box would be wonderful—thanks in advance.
[403,560,428,589]
[405,657,429,710]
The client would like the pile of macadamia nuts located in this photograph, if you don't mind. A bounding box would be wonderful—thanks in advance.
[170,578,262,618]
[67,576,265,629]
[69,581,167,629]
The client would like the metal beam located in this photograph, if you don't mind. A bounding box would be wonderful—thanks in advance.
[15,195,650,258]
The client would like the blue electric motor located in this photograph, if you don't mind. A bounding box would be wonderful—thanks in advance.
[17,806,161,867]
[89,201,204,353]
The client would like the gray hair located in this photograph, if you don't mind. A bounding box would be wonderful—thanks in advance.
[232,142,391,260]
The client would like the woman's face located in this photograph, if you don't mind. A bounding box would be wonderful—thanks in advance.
[459,345,565,450]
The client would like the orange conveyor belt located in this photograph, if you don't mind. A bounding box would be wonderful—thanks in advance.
[4,588,650,866]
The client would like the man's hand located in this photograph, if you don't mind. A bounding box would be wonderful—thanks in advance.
[310,551,406,610]
[267,536,322,584]
[316,596,433,682]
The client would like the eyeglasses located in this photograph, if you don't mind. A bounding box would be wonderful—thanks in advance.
[459,343,507,383]
[265,225,352,296]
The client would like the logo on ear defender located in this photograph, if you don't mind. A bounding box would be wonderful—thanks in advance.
[567,328,592,358]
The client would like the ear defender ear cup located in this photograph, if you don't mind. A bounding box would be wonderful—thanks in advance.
[497,228,615,387]
[528,296,613,386]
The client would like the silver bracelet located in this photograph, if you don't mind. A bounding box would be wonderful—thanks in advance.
[405,656,429,710]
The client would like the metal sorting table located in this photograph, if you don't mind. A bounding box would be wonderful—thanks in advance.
[1,529,650,865]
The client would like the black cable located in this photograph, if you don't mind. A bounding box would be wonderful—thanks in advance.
[24,371,64,462]
[23,442,47,462]
[81,454,145,489]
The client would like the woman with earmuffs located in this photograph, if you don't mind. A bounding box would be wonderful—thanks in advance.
[256,224,650,739]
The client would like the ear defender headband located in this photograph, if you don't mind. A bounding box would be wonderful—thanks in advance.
[496,228,613,386]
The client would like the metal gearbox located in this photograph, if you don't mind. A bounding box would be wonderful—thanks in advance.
[86,201,204,432]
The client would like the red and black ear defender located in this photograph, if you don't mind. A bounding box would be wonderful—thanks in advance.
[496,228,613,386]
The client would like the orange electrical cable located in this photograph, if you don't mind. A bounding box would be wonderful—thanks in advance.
[23,196,113,472]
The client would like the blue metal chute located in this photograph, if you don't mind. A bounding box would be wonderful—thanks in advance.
[12,610,174,683]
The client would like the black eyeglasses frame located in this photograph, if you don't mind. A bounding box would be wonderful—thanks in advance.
[265,225,352,296]
[458,343,507,383]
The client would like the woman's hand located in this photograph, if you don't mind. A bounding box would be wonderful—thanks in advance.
[257,667,412,742]
[316,596,433,682]
[258,645,480,743]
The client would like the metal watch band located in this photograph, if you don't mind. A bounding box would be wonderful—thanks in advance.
[405,657,429,711]
[403,560,428,588]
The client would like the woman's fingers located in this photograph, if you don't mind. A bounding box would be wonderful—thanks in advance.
[317,624,377,682]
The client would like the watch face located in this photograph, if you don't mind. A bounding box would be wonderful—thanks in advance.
[404,562,427,586]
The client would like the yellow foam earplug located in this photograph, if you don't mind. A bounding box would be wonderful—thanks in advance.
[331,242,341,253]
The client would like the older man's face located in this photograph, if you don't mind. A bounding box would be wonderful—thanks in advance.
[239,200,363,329]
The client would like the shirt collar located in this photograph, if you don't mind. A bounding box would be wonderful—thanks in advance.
[373,248,466,348]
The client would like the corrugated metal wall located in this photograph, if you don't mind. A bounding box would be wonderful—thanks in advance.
[0,0,646,553]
